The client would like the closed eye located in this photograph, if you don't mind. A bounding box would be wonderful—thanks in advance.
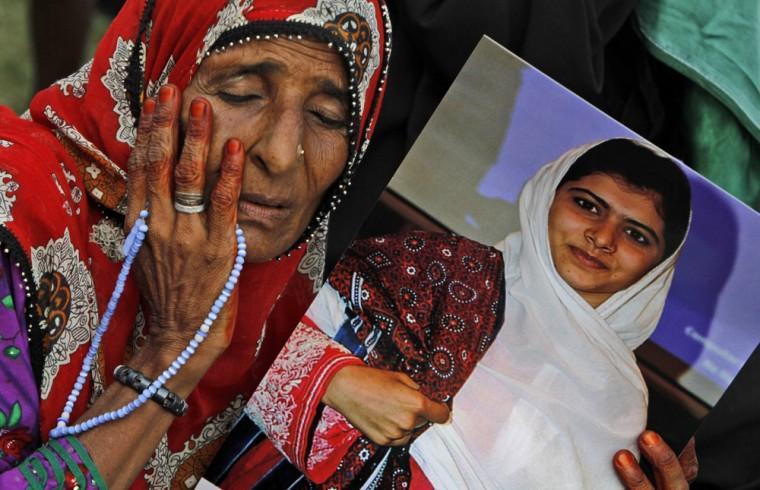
[217,91,262,104]
[310,109,348,132]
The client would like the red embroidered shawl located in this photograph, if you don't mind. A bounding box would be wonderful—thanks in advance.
[0,0,390,486]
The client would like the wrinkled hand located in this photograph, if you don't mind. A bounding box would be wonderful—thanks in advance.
[125,84,244,368]
[614,432,698,490]
[322,365,451,446]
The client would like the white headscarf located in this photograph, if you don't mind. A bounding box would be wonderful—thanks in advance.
[410,139,690,489]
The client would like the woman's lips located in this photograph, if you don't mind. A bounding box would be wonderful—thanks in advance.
[569,246,608,270]
[237,194,291,226]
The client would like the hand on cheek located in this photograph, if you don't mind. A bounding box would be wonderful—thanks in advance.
[125,84,245,374]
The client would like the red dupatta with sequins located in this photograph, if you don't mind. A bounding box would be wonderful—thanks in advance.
[0,0,390,487]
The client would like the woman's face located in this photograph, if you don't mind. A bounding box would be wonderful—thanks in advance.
[548,173,666,307]
[182,38,350,262]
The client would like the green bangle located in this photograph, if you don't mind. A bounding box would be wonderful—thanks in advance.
[38,445,65,485]
[50,438,87,489]
[67,436,107,489]
[18,459,43,490]
[29,456,48,487]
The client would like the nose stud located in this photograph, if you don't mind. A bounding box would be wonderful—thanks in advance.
[297,144,305,160]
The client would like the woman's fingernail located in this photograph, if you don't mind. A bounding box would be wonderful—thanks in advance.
[159,85,175,103]
[226,139,241,153]
[143,98,156,115]
[190,99,206,118]
[642,431,661,447]
[616,452,634,467]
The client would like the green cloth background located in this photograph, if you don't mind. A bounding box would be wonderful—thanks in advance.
[637,0,760,208]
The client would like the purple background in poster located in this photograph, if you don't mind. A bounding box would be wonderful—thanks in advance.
[479,68,760,393]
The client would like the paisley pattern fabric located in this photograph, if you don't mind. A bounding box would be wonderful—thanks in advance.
[101,37,142,146]
[31,229,99,400]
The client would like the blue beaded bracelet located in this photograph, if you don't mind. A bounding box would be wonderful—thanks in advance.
[49,210,246,438]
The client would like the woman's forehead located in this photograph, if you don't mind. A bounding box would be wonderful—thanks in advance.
[197,38,347,85]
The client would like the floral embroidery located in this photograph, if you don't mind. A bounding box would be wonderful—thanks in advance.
[297,215,329,293]
[55,59,93,98]
[143,396,246,488]
[196,0,255,66]
[101,37,143,146]
[288,0,380,115]
[0,171,20,226]
[89,217,126,262]
[246,324,349,456]
[32,229,99,399]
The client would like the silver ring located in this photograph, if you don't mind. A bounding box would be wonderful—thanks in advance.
[174,202,206,214]
[297,144,305,160]
[175,191,204,206]
[174,191,205,214]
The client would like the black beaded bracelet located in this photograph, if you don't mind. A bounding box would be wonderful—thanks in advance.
[113,365,189,416]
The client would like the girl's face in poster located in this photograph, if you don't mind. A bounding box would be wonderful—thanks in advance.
[548,172,666,307]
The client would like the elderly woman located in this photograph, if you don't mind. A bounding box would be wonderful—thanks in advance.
[248,138,692,488]
[0,0,390,487]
